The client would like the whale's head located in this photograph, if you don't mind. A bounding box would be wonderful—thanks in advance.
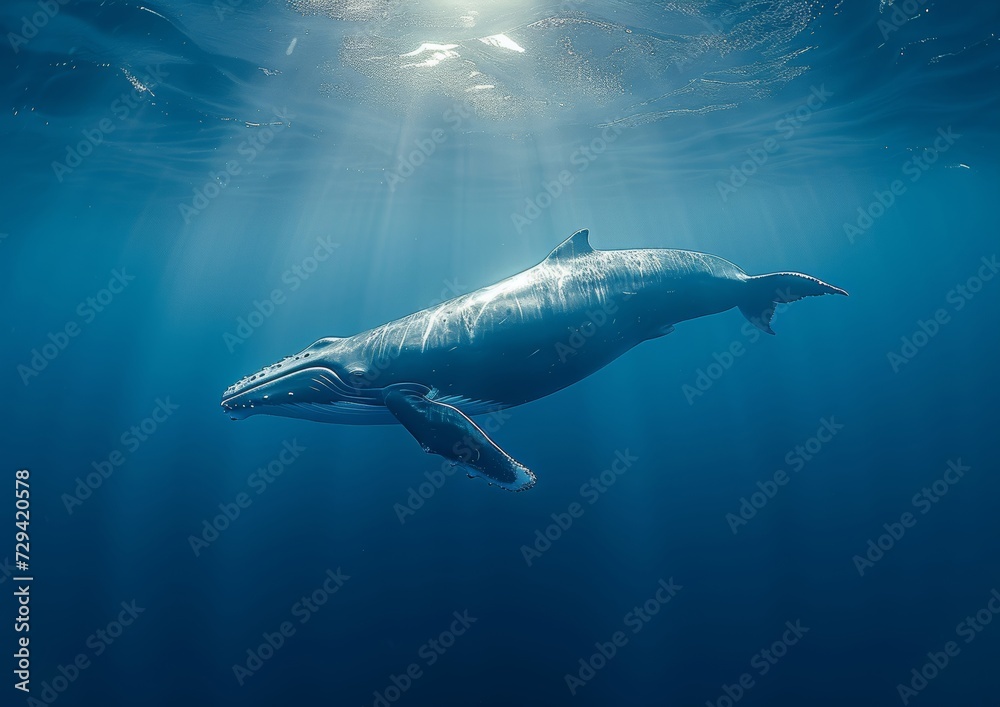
[221,337,387,423]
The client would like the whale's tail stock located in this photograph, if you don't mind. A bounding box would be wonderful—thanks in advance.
[739,272,848,335]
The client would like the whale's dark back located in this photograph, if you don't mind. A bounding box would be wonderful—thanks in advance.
[342,246,746,407]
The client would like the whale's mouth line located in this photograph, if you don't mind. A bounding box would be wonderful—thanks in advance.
[223,363,338,397]
[221,365,385,417]
[221,379,270,407]
[220,371,307,408]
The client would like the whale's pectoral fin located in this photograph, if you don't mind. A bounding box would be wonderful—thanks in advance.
[740,272,849,335]
[384,390,536,492]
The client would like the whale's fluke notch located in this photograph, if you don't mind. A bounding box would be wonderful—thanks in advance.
[740,272,849,335]
[544,228,594,263]
[384,390,536,492]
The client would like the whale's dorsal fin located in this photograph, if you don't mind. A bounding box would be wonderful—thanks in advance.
[544,229,593,263]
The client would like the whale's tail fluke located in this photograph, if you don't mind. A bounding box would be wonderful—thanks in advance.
[739,272,848,335]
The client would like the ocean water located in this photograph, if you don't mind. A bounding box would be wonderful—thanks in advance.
[1,1,999,705]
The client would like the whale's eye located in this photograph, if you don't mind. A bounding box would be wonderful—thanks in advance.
[347,369,369,387]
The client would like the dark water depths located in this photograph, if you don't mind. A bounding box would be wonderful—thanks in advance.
[1,1,998,705]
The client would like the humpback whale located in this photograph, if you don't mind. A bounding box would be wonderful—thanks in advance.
[221,229,847,491]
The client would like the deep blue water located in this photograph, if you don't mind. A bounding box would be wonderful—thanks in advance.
[1,1,999,706]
